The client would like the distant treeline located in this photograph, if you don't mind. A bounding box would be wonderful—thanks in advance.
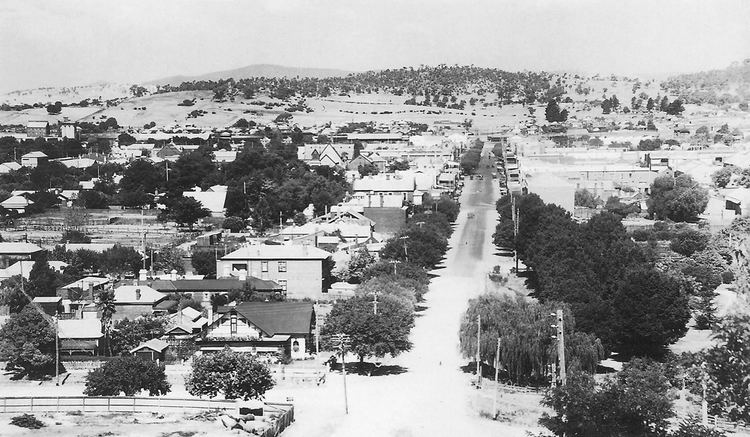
[155,65,559,105]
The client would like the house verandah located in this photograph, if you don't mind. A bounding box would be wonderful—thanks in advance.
[196,301,314,360]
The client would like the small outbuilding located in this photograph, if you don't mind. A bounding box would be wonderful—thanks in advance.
[130,338,170,362]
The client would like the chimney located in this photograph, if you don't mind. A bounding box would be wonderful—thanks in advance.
[170,269,178,281]
[135,288,142,300]
[138,269,147,282]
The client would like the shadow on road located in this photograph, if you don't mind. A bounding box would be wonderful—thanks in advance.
[329,362,409,376]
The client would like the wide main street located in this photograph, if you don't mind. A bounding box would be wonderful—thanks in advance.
[284,141,531,437]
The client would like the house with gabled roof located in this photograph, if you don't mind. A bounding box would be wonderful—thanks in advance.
[20,151,48,168]
[182,190,227,217]
[112,285,175,320]
[58,318,103,356]
[131,338,169,362]
[198,301,314,360]
[346,153,373,172]
[0,162,22,174]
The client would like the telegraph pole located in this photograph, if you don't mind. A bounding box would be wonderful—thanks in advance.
[332,333,351,414]
[399,236,410,262]
[389,259,401,275]
[55,312,60,386]
[492,337,501,419]
[476,313,482,388]
[511,195,519,272]
[551,309,566,386]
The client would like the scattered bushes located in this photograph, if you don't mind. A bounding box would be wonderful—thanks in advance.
[10,414,45,429]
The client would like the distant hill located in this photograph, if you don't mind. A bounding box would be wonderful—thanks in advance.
[147,64,354,86]
[661,59,750,105]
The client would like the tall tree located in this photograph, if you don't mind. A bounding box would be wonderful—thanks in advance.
[321,294,414,368]
[648,174,709,222]
[186,349,274,400]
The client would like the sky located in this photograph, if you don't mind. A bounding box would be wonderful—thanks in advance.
[1,0,749,92]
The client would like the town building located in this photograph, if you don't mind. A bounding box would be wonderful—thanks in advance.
[217,244,331,300]
[58,318,103,356]
[112,285,174,320]
[26,121,49,138]
[0,242,44,269]
[20,151,49,168]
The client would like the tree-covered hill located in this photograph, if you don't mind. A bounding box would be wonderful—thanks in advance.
[155,65,557,105]
[660,59,750,106]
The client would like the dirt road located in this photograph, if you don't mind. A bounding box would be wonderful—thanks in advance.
[282,143,535,437]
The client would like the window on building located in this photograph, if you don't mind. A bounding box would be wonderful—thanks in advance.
[278,261,287,272]
[232,263,245,271]
[261,261,268,272]
[230,314,237,335]
[278,279,287,293]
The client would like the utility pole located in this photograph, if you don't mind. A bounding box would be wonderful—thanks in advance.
[399,236,410,262]
[551,309,566,386]
[389,259,401,275]
[55,312,59,386]
[701,362,709,426]
[492,337,501,419]
[332,333,351,414]
[476,313,482,388]
[511,195,519,273]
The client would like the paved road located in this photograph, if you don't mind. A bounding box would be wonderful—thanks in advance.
[284,143,529,437]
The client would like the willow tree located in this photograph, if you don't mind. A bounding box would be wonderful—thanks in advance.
[459,293,604,385]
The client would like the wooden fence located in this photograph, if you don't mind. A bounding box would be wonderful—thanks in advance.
[269,366,327,385]
[0,396,237,413]
[705,414,750,434]
[494,382,544,395]
[0,397,295,437]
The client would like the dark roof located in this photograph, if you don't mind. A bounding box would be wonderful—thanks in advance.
[149,278,280,292]
[217,302,314,336]
[154,300,178,310]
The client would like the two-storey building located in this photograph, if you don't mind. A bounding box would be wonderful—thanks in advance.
[216,244,331,300]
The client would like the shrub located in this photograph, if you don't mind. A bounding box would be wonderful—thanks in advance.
[631,229,653,241]
[670,228,709,256]
[10,414,45,429]
[721,270,734,284]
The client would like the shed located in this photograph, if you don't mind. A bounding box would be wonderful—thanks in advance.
[130,338,169,362]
